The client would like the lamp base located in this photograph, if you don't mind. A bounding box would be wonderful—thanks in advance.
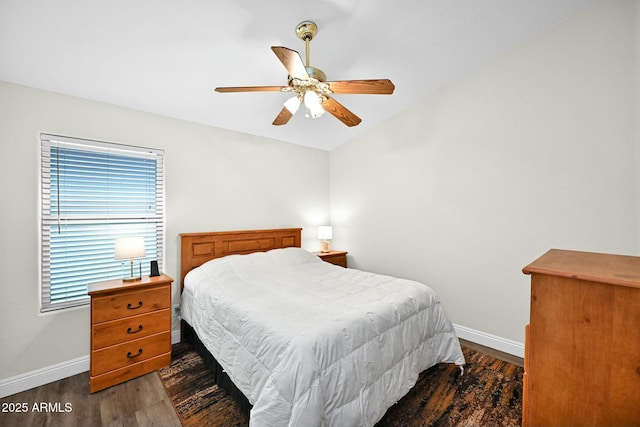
[121,259,142,282]
[320,241,331,253]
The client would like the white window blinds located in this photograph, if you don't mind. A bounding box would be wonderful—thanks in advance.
[40,134,165,312]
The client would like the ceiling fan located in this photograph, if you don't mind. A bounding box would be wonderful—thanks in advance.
[215,21,395,127]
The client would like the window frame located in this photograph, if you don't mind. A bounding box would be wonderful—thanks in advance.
[40,134,165,312]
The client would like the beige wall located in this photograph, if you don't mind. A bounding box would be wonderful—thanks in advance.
[636,0,640,249]
[330,0,638,345]
[0,81,329,380]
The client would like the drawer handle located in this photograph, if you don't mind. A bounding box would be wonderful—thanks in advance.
[127,325,143,334]
[127,301,143,310]
[127,348,143,359]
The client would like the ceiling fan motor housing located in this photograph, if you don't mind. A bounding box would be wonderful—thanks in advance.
[305,66,326,82]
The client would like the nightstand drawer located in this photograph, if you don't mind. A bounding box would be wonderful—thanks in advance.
[92,285,170,323]
[91,309,171,349]
[91,331,171,375]
[90,353,172,394]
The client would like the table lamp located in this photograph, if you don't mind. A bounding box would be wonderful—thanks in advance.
[317,226,333,253]
[115,236,146,282]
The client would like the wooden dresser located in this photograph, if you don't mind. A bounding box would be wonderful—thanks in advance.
[89,274,173,393]
[316,250,348,267]
[522,249,640,426]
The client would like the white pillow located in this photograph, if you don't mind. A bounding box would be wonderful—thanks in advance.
[189,247,320,281]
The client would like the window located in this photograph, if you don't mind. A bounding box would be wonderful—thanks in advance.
[40,134,164,312]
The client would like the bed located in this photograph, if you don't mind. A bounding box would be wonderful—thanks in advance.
[179,228,465,427]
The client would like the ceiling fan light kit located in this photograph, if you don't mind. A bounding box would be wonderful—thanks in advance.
[215,20,395,127]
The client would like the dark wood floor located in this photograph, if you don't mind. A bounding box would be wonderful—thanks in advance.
[0,370,181,427]
[0,340,522,427]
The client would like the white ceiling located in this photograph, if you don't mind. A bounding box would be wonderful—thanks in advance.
[0,0,593,151]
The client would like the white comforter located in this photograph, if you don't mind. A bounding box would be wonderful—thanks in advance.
[181,248,464,427]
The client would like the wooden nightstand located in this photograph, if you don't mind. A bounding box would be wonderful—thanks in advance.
[88,274,173,393]
[316,250,348,268]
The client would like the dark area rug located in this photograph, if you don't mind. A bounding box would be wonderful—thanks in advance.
[158,342,523,427]
[158,342,248,427]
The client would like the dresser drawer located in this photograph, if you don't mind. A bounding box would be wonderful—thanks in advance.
[92,285,170,323]
[91,331,171,375]
[91,309,171,350]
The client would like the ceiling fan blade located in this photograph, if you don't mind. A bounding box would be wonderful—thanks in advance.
[272,107,294,126]
[271,46,309,80]
[215,86,286,93]
[321,96,362,127]
[326,79,395,95]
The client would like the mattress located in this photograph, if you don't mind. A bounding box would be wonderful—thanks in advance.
[181,247,465,427]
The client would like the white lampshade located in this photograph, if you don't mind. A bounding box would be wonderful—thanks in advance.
[115,237,146,260]
[304,90,320,107]
[317,226,333,241]
[284,96,301,114]
[304,90,325,118]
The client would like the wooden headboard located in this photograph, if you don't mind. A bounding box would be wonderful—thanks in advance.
[179,228,302,290]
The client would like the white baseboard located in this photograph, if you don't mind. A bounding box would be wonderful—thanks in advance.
[172,329,181,344]
[0,329,183,399]
[454,323,524,358]
[0,355,89,399]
